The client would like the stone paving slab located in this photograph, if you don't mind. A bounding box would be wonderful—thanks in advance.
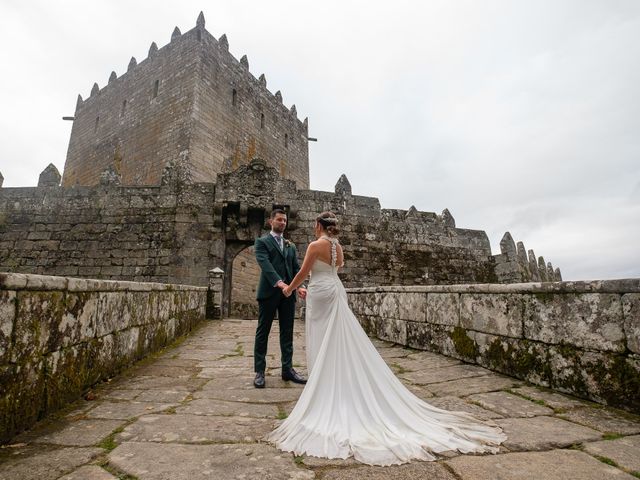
[467,391,554,418]
[58,465,117,479]
[108,441,315,479]
[172,350,230,361]
[298,455,360,468]
[428,374,522,397]
[496,416,602,451]
[175,398,280,418]
[378,348,412,359]
[194,385,304,403]
[197,366,247,378]
[405,351,461,365]
[31,419,125,447]
[3,318,640,480]
[559,407,640,435]
[135,389,191,403]
[0,446,103,480]
[200,374,305,391]
[446,448,637,480]
[202,355,254,368]
[146,357,201,368]
[510,386,588,410]
[427,396,504,421]
[583,434,640,472]
[391,356,462,371]
[117,376,206,391]
[116,414,276,443]
[85,401,176,420]
[322,461,457,479]
[128,364,198,378]
[101,388,143,401]
[400,364,490,385]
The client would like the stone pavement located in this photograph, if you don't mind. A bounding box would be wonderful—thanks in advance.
[1,319,639,480]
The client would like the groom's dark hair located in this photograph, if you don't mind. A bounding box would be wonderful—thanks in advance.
[270,208,287,219]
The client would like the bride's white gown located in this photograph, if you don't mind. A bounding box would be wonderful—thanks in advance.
[267,237,506,466]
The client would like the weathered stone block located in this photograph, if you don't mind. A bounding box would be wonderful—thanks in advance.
[45,345,91,412]
[473,331,640,413]
[524,293,625,352]
[385,292,426,321]
[622,293,640,354]
[58,292,99,347]
[96,292,133,336]
[376,317,407,345]
[0,290,15,362]
[460,293,525,338]
[426,293,459,326]
[114,327,141,365]
[0,360,46,443]
[405,322,460,359]
[13,291,65,359]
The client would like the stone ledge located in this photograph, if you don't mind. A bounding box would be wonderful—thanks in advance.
[347,278,640,294]
[0,272,207,292]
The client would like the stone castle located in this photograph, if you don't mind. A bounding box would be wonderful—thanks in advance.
[0,12,560,318]
[63,12,309,189]
[2,13,639,449]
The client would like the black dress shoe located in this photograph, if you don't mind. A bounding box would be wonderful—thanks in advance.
[282,368,307,384]
[254,371,265,388]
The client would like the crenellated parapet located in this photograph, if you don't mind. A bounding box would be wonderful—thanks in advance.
[493,231,561,283]
[0,159,561,289]
[63,12,309,189]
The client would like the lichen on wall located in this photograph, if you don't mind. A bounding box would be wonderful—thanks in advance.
[0,272,206,444]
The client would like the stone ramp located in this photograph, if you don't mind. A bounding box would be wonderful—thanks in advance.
[1,319,639,479]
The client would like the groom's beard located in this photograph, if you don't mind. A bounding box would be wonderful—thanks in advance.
[271,225,286,234]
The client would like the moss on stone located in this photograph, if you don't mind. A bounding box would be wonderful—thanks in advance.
[584,354,640,412]
[533,292,555,302]
[482,338,554,386]
[450,326,478,360]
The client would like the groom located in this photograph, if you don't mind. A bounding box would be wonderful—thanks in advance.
[253,209,307,388]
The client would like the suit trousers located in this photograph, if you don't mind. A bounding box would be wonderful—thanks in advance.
[254,291,296,373]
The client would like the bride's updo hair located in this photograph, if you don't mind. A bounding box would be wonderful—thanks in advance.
[316,211,340,236]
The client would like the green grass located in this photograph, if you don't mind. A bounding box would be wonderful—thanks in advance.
[294,455,304,465]
[390,363,408,374]
[602,433,624,440]
[97,425,126,452]
[506,389,550,408]
[97,436,118,451]
[594,455,619,467]
[276,405,288,420]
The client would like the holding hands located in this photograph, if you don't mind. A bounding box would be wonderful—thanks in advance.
[278,280,307,299]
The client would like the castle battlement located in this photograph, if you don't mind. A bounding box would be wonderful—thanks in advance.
[63,12,310,189]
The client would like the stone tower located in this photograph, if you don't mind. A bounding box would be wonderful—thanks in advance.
[61,12,309,188]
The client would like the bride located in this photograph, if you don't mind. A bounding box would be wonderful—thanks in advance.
[267,211,506,466]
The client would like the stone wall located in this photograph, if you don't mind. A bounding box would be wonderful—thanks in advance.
[0,159,559,317]
[62,13,309,189]
[347,280,640,413]
[0,272,206,443]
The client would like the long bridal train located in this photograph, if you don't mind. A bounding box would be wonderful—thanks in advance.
[267,238,506,466]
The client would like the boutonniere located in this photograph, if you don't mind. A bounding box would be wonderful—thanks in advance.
[284,239,293,248]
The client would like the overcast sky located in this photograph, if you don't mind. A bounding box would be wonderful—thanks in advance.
[0,1,638,280]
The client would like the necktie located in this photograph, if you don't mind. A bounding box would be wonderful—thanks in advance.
[276,235,283,251]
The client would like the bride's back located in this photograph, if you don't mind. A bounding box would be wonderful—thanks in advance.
[313,236,343,268]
